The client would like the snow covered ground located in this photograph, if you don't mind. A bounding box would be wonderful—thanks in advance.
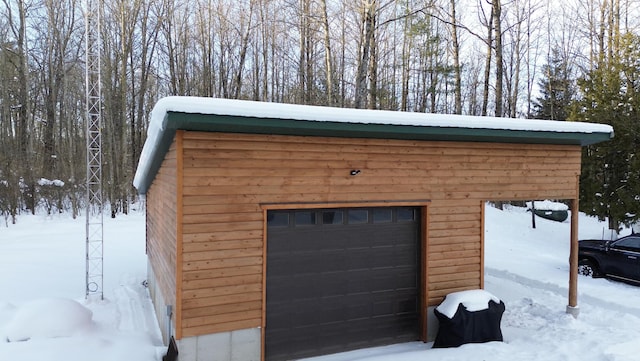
[0,209,165,361]
[1,203,639,361]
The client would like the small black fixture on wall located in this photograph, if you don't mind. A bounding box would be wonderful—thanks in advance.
[350,169,361,176]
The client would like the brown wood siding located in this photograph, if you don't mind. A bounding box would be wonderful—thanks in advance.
[146,142,178,320]
[175,131,581,338]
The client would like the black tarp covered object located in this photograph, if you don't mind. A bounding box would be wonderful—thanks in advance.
[433,299,505,348]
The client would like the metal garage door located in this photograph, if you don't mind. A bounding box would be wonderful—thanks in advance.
[266,207,421,361]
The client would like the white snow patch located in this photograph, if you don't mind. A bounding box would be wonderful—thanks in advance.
[526,200,569,211]
[37,178,65,187]
[5,298,93,342]
[0,302,16,327]
[603,341,640,361]
[436,290,502,319]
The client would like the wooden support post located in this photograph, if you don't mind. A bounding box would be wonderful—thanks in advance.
[175,130,185,338]
[567,197,580,318]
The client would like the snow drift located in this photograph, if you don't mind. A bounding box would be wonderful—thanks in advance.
[4,298,93,342]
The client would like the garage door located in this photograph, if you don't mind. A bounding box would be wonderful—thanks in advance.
[266,206,421,361]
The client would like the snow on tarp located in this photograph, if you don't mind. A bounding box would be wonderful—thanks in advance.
[4,298,93,342]
[133,96,614,189]
[436,290,502,319]
[525,200,569,211]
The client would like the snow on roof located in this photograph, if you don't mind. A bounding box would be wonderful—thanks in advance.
[133,96,614,193]
[146,96,614,133]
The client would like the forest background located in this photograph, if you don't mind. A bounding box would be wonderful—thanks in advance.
[0,0,638,230]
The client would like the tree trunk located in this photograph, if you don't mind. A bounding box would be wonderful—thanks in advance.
[401,15,411,112]
[510,6,523,118]
[368,13,377,110]
[13,0,35,214]
[340,2,347,107]
[298,0,310,104]
[233,14,253,99]
[481,6,494,116]
[450,0,462,114]
[354,0,377,109]
[320,0,333,106]
[493,0,503,117]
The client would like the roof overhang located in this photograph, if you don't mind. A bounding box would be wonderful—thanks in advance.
[133,97,614,194]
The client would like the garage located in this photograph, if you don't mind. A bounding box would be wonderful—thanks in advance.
[265,207,421,360]
[133,97,613,361]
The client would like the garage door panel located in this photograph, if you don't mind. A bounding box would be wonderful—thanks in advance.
[269,252,347,275]
[266,207,421,361]
[267,274,418,303]
[269,269,417,303]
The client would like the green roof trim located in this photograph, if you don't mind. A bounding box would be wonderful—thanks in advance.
[133,97,614,194]
[166,111,612,145]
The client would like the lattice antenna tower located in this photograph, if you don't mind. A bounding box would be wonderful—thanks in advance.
[85,0,103,300]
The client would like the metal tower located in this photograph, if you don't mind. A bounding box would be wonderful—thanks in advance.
[85,0,103,300]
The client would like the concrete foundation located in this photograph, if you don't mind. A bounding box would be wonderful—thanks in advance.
[566,305,580,318]
[176,328,261,361]
[426,306,439,342]
[147,260,172,345]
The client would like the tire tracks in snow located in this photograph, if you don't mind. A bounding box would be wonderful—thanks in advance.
[486,267,640,319]
[113,281,163,346]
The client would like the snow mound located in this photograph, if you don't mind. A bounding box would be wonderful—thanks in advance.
[5,298,93,342]
[436,290,501,319]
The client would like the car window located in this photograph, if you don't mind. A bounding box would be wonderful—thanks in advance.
[613,237,640,251]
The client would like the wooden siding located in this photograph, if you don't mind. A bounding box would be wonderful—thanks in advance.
[146,142,178,328]
[161,131,581,338]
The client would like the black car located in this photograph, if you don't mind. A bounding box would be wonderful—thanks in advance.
[578,233,640,283]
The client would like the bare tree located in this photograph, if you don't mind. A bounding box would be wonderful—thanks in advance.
[0,15,22,222]
[493,0,503,117]
[480,1,493,116]
[319,0,334,105]
[298,0,313,104]
[193,0,216,97]
[449,0,462,114]
[2,0,36,214]
[33,0,81,179]
[231,1,255,99]
[354,0,377,109]
[130,0,161,184]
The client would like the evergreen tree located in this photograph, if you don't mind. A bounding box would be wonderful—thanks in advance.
[532,49,575,120]
[571,33,640,231]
